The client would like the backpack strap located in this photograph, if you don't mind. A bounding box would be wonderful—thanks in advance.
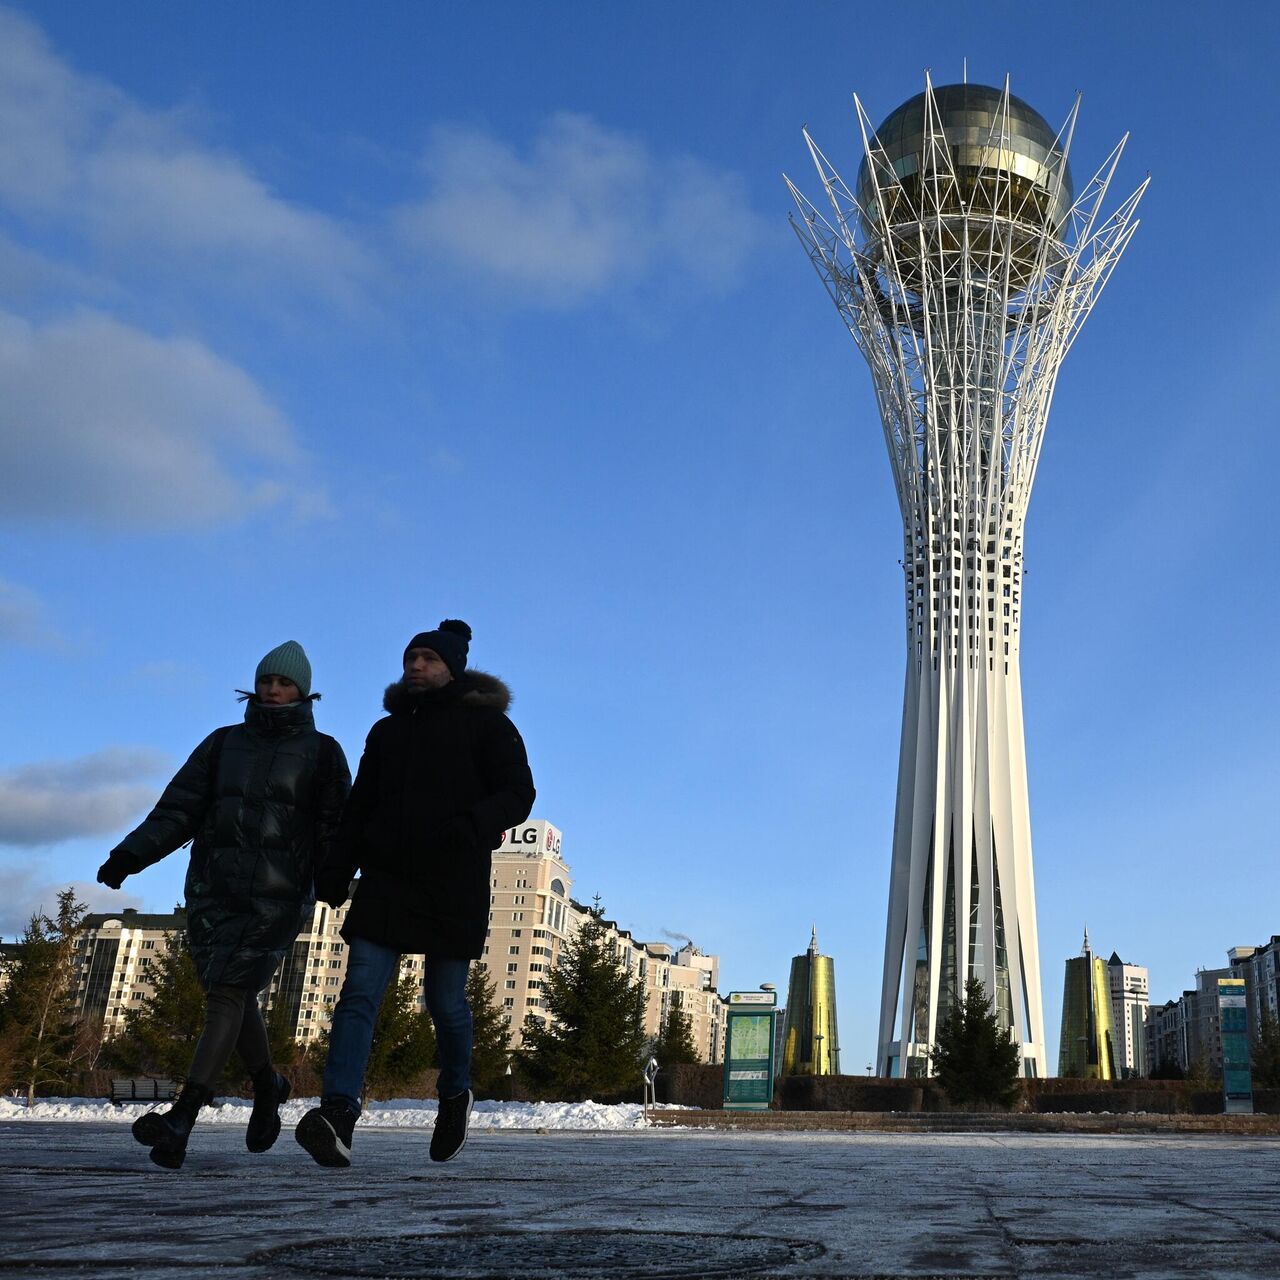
[206,724,234,799]
[311,733,337,809]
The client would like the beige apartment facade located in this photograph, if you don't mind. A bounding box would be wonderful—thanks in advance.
[483,820,575,1043]
[72,909,186,1035]
[485,820,726,1062]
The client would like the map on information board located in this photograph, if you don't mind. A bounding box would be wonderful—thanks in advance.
[731,1014,771,1060]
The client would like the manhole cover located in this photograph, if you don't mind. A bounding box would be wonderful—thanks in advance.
[259,1229,822,1278]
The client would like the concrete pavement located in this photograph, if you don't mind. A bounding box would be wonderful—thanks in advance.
[2,1121,1278,1278]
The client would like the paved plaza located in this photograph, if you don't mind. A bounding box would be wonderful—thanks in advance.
[1,1121,1278,1278]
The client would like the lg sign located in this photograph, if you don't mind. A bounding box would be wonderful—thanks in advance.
[496,823,562,858]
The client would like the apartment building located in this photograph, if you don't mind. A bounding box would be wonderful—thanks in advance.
[1106,951,1149,1078]
[71,908,186,1035]
[1142,966,1231,1076]
[1227,937,1280,1033]
[0,940,23,996]
[482,819,575,1040]
[264,890,439,1043]
[594,921,725,1064]
[484,820,726,1061]
[264,899,349,1042]
[66,818,727,1063]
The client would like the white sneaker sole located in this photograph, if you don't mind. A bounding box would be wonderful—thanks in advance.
[430,1090,474,1163]
[295,1111,352,1169]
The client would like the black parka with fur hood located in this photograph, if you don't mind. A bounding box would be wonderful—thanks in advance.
[110,699,351,991]
[321,670,535,958]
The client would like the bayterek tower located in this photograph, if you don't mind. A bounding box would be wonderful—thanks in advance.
[787,78,1146,1077]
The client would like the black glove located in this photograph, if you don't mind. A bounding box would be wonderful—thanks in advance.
[315,872,352,908]
[97,849,133,890]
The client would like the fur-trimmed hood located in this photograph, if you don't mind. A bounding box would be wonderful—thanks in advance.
[382,668,512,715]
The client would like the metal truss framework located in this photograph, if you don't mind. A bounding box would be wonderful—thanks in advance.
[786,76,1147,1077]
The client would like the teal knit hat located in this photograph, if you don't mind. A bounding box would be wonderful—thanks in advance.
[255,640,311,698]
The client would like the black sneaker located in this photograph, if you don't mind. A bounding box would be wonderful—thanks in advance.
[295,1099,357,1168]
[430,1088,473,1163]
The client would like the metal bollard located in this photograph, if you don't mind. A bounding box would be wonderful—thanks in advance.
[643,1056,659,1122]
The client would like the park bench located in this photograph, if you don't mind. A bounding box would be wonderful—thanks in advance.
[110,1078,177,1104]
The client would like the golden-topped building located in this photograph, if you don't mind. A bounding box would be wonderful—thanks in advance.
[780,927,840,1075]
[1058,928,1117,1079]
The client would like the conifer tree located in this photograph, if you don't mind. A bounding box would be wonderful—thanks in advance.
[467,962,512,1096]
[264,989,301,1066]
[363,969,437,1097]
[0,888,88,1103]
[652,993,700,1066]
[1250,1006,1280,1089]
[518,905,647,1101]
[1185,1051,1221,1090]
[105,934,211,1082]
[930,976,1021,1109]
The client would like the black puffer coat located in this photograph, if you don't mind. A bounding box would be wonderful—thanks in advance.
[111,699,351,991]
[322,670,535,958]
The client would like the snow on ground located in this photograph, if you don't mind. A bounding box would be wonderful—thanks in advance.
[0,1096,681,1129]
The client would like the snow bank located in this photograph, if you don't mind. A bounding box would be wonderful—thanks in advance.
[0,1095,683,1130]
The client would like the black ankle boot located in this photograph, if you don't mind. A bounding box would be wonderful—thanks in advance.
[246,1069,291,1153]
[132,1082,213,1169]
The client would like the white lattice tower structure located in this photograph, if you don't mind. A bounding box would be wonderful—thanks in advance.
[786,76,1146,1077]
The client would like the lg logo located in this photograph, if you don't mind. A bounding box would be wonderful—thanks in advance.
[496,825,562,857]
[499,826,539,846]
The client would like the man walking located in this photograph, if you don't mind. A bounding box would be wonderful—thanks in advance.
[296,619,535,1166]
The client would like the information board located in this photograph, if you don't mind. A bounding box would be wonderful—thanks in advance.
[723,992,777,1110]
[1217,978,1253,1115]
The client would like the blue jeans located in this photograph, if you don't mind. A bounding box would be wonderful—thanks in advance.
[322,937,472,1112]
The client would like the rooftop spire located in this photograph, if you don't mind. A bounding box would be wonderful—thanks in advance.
[809,924,819,955]
[1081,926,1091,956]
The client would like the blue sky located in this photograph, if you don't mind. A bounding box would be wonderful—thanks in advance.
[1,1,1276,1076]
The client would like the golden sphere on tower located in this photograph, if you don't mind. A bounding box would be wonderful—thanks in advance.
[856,83,1073,261]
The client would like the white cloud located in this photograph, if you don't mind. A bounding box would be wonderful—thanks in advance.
[0,578,65,649]
[0,8,368,292]
[396,112,764,306]
[0,308,322,529]
[0,747,171,848]
[0,869,144,939]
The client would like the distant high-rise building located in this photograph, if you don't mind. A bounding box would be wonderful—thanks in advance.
[72,908,186,1036]
[484,820,726,1062]
[1106,951,1149,1078]
[1058,930,1117,1078]
[1227,938,1280,1034]
[780,927,840,1075]
[1143,967,1232,1077]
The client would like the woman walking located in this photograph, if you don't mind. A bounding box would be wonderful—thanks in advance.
[96,641,350,1168]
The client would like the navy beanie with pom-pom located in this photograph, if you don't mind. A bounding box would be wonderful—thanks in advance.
[403,619,471,679]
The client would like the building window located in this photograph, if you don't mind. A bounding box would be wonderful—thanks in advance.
[505,980,517,989]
